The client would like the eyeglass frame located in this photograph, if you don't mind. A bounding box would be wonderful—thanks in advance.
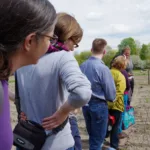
[70,38,79,48]
[36,33,58,44]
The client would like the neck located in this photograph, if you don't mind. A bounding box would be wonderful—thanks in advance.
[92,54,103,60]
[10,53,26,74]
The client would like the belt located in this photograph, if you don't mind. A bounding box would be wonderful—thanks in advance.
[89,98,106,104]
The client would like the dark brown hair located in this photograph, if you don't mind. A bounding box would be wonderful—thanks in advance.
[92,38,107,54]
[0,0,56,79]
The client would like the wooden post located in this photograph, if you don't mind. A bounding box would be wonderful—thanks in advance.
[148,70,150,85]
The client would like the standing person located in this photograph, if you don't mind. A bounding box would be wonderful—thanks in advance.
[68,109,82,150]
[0,0,56,149]
[80,38,116,150]
[121,46,134,104]
[110,46,134,104]
[15,13,92,150]
[118,69,130,139]
[107,56,126,150]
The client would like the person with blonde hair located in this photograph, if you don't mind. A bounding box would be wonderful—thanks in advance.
[107,55,127,150]
[15,12,91,150]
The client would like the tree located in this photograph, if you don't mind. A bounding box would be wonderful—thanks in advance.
[140,44,149,60]
[118,37,137,55]
[135,40,141,55]
[102,50,117,67]
[106,45,112,52]
[75,51,91,65]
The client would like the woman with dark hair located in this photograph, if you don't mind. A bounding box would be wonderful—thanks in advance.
[16,13,91,150]
[0,0,56,149]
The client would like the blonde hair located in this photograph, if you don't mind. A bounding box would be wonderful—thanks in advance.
[111,56,127,70]
[54,13,83,43]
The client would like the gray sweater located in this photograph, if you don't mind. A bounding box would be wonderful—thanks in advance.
[17,51,92,150]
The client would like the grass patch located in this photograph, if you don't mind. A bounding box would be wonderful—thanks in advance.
[133,70,148,76]
[8,80,15,83]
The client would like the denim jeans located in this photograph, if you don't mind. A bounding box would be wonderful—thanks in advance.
[67,147,75,150]
[69,116,82,150]
[17,147,74,150]
[82,100,108,150]
[109,110,122,149]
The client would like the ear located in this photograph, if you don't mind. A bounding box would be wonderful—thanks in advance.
[23,33,36,52]
[103,49,106,55]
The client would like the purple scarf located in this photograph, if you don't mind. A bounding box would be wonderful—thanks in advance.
[47,42,69,53]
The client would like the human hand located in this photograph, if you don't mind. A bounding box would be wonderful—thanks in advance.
[42,109,69,130]
[20,112,27,121]
[42,101,74,130]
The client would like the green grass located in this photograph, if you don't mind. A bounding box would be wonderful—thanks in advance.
[145,98,150,103]
[8,80,15,83]
[133,70,148,76]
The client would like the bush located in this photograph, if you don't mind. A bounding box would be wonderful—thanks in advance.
[131,55,146,69]
[145,60,150,69]
[102,50,117,67]
[75,51,91,65]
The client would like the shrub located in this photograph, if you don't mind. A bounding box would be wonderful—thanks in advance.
[131,55,146,69]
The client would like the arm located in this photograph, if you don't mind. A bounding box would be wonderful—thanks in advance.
[42,52,92,130]
[121,70,130,91]
[59,52,92,108]
[0,81,3,113]
[100,67,116,102]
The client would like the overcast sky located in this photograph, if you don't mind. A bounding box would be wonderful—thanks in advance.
[50,0,150,53]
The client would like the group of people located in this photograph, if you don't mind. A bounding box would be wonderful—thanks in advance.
[80,41,134,150]
[0,0,134,150]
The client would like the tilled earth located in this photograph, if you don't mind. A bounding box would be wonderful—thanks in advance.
[10,74,150,150]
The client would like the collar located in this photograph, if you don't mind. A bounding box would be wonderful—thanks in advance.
[89,56,105,64]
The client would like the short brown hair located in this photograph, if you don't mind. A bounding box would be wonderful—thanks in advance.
[111,56,127,70]
[54,13,83,43]
[92,38,107,54]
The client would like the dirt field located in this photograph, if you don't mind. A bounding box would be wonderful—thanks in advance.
[10,71,150,150]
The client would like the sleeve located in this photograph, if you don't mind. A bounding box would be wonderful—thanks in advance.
[116,74,126,96]
[122,70,130,91]
[100,67,116,102]
[0,81,4,113]
[59,52,92,108]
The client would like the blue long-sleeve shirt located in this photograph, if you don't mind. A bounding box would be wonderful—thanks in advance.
[80,56,116,102]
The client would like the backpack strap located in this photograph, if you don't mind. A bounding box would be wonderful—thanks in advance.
[14,73,21,120]
[0,81,4,113]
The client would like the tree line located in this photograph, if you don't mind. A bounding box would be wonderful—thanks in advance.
[75,37,150,69]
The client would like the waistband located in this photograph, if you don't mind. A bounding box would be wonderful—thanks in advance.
[89,98,106,104]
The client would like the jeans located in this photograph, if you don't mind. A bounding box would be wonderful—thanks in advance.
[67,147,75,150]
[118,94,128,134]
[17,147,74,150]
[69,116,82,150]
[82,100,108,150]
[109,110,122,149]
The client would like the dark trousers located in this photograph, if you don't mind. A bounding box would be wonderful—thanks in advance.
[82,100,108,150]
[130,78,134,95]
[69,116,82,150]
[109,110,122,149]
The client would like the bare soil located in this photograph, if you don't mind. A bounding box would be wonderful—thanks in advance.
[10,74,150,150]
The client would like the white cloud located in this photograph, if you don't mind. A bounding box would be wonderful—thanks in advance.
[49,0,150,51]
[110,24,130,34]
[86,12,103,21]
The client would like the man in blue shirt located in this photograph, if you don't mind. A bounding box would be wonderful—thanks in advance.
[80,38,116,150]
